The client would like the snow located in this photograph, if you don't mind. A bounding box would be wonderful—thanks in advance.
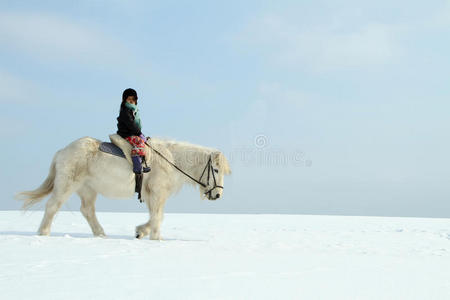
[1,211,449,300]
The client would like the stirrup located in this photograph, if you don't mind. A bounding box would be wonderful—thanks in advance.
[142,156,151,173]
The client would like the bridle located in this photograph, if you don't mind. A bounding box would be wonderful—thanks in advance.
[145,140,223,199]
[198,156,224,198]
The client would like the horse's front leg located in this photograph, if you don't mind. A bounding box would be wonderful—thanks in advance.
[135,190,167,240]
[135,220,150,239]
[149,199,165,240]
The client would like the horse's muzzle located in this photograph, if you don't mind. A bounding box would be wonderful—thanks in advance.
[209,193,220,200]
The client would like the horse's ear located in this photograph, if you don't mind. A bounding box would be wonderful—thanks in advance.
[213,151,232,175]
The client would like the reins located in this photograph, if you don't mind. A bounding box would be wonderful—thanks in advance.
[144,140,223,197]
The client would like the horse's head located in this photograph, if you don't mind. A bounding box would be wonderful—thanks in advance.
[201,151,231,200]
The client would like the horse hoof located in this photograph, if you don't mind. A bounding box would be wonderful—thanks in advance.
[136,233,143,239]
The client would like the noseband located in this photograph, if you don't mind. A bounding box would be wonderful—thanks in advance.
[146,141,223,198]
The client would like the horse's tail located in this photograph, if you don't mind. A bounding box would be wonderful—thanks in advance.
[16,159,56,210]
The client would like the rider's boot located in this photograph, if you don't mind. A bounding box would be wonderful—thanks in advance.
[135,173,143,202]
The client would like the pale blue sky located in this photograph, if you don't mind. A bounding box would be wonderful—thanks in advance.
[1,1,449,217]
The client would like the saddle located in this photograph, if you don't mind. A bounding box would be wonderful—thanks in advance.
[99,134,151,165]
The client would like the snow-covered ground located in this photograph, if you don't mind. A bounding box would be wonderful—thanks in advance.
[0,211,449,300]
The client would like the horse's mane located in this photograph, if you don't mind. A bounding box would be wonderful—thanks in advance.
[150,137,216,152]
[150,137,231,175]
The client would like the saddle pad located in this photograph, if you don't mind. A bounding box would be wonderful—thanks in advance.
[99,142,126,159]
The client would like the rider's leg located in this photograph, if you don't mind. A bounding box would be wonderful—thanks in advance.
[131,155,142,174]
[132,155,144,202]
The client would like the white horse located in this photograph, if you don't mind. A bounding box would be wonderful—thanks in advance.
[16,136,231,240]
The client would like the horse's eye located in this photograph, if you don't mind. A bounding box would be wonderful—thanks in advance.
[214,169,219,173]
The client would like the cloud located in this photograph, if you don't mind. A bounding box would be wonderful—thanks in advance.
[234,15,398,71]
[0,70,44,103]
[429,0,450,27]
[258,82,312,108]
[0,12,127,66]
[228,82,315,151]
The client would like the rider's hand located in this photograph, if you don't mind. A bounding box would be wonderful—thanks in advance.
[139,134,147,141]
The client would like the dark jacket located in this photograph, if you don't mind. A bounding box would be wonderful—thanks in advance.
[116,103,142,138]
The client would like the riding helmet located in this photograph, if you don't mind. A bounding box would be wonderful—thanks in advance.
[122,88,138,103]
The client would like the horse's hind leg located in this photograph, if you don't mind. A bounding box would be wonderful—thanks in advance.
[77,185,105,237]
[38,182,75,236]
